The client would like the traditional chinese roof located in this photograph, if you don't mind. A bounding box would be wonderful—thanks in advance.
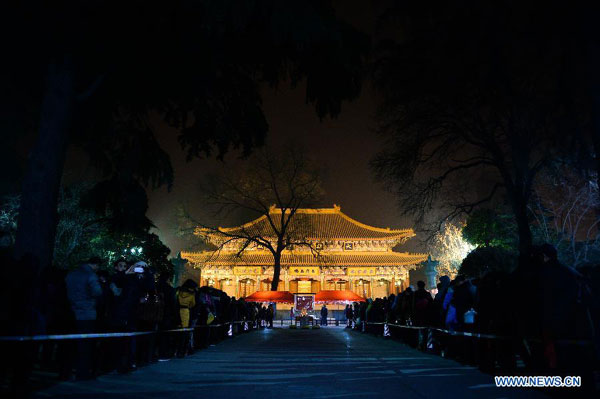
[200,205,415,241]
[181,250,429,267]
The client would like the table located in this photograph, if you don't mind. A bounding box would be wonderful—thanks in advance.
[295,316,314,327]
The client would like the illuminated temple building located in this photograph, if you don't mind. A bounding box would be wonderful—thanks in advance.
[181,205,428,301]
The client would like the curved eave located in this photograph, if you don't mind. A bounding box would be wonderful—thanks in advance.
[181,250,429,267]
[193,206,416,241]
[335,209,413,236]
[217,214,268,234]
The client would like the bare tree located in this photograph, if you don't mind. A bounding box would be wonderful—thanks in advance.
[370,3,572,263]
[194,145,324,291]
[529,167,600,267]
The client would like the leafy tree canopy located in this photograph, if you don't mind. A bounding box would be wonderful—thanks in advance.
[3,1,370,276]
[4,0,370,190]
[462,209,516,249]
[1,184,172,274]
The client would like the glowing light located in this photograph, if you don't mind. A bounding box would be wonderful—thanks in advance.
[429,222,474,278]
[127,246,143,255]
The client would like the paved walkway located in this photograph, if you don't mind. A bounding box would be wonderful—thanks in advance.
[34,327,546,399]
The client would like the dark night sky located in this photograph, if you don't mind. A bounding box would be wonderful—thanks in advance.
[53,1,420,256]
[147,81,418,255]
[146,1,421,255]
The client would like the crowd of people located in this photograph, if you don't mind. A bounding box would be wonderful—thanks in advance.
[20,256,275,381]
[344,244,599,375]
[3,242,599,383]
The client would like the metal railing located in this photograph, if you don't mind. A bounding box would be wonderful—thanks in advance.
[356,320,598,380]
[0,320,261,395]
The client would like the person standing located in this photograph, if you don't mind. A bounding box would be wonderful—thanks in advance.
[413,280,433,351]
[65,257,103,380]
[132,261,159,366]
[156,272,178,360]
[433,276,451,327]
[345,304,353,328]
[413,281,433,327]
[107,259,137,373]
[538,244,593,373]
[95,270,114,331]
[320,305,328,326]
[177,280,197,328]
[40,266,74,380]
[266,304,274,328]
[94,269,114,373]
[176,280,196,356]
[258,306,266,328]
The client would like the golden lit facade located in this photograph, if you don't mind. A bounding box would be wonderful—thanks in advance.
[181,205,428,299]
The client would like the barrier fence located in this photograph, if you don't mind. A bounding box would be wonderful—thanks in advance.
[361,321,596,345]
[0,320,261,394]
[357,320,598,379]
[0,322,251,342]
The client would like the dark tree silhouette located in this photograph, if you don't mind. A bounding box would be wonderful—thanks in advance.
[371,1,575,262]
[458,246,516,279]
[2,1,369,276]
[196,145,324,290]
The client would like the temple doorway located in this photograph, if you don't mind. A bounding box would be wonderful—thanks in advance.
[353,279,371,299]
[238,278,256,298]
[371,278,390,299]
[289,278,319,294]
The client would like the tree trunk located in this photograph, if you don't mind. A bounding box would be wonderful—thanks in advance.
[270,252,281,291]
[14,57,74,276]
[512,194,533,266]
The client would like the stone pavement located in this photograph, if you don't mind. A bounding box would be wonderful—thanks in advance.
[33,327,547,399]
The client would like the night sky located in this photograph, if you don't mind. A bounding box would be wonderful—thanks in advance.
[146,0,420,256]
[148,81,417,255]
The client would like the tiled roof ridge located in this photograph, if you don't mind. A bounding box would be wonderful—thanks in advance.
[335,208,413,235]
[215,205,414,237]
[181,249,429,267]
[218,214,268,233]
[182,250,429,257]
